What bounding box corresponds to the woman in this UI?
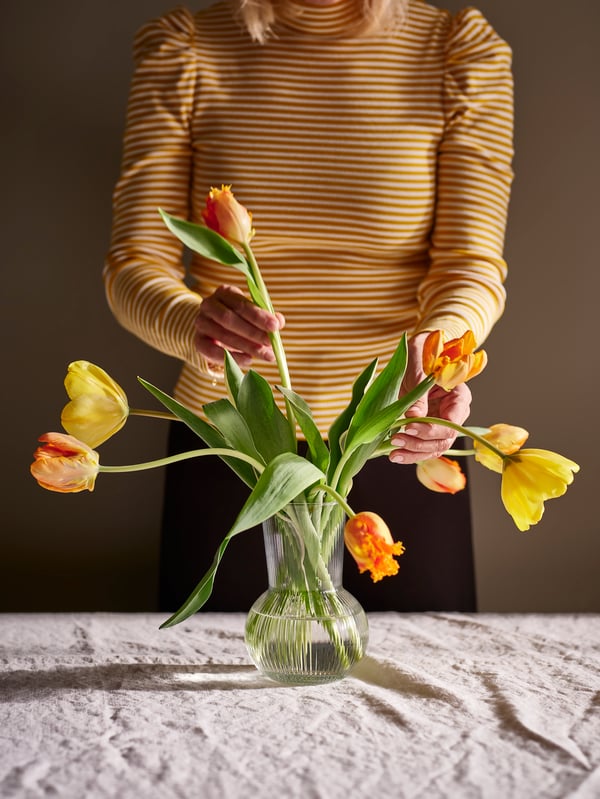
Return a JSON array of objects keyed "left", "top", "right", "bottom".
[{"left": 104, "top": 0, "right": 513, "bottom": 611}]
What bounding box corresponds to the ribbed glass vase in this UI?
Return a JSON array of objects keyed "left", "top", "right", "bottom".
[{"left": 244, "top": 501, "right": 368, "bottom": 685}]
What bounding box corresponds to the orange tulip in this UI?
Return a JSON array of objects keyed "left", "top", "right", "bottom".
[
  {"left": 422, "top": 330, "right": 487, "bottom": 391},
  {"left": 473, "top": 423, "right": 529, "bottom": 473},
  {"left": 201, "top": 185, "right": 254, "bottom": 246},
  {"left": 416, "top": 456, "right": 466, "bottom": 494},
  {"left": 344, "top": 512, "right": 405, "bottom": 582},
  {"left": 31, "top": 433, "right": 99, "bottom": 493}
]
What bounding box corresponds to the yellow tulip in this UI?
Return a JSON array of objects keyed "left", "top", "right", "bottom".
[
  {"left": 201, "top": 185, "right": 254, "bottom": 246},
  {"left": 416, "top": 456, "right": 466, "bottom": 494},
  {"left": 422, "top": 329, "right": 487, "bottom": 391},
  {"left": 61, "top": 361, "right": 129, "bottom": 448},
  {"left": 473, "top": 423, "right": 529, "bottom": 473},
  {"left": 344, "top": 512, "right": 405, "bottom": 582},
  {"left": 501, "top": 449, "right": 580, "bottom": 531},
  {"left": 31, "top": 433, "right": 99, "bottom": 493}
]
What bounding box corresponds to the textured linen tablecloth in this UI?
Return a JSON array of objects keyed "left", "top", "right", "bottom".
[{"left": 1, "top": 613, "right": 599, "bottom": 799}]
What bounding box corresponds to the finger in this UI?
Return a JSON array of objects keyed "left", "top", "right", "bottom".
[
  {"left": 389, "top": 436, "right": 457, "bottom": 464},
  {"left": 216, "top": 285, "right": 282, "bottom": 334},
  {"left": 193, "top": 333, "right": 252, "bottom": 369},
  {"left": 196, "top": 315, "right": 276, "bottom": 362}
]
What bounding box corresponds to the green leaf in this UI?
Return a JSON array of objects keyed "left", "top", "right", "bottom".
[
  {"left": 278, "top": 386, "right": 329, "bottom": 471},
  {"left": 159, "top": 453, "right": 324, "bottom": 628},
  {"left": 224, "top": 350, "right": 244, "bottom": 405},
  {"left": 344, "top": 335, "right": 408, "bottom": 449},
  {"left": 334, "top": 376, "right": 436, "bottom": 494},
  {"left": 229, "top": 453, "right": 324, "bottom": 534},
  {"left": 158, "top": 209, "right": 249, "bottom": 271},
  {"left": 203, "top": 398, "right": 263, "bottom": 464},
  {"left": 138, "top": 377, "right": 257, "bottom": 487},
  {"left": 326, "top": 358, "right": 378, "bottom": 482},
  {"left": 237, "top": 370, "right": 296, "bottom": 462}
]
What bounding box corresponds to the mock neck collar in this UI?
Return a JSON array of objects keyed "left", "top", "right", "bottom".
[{"left": 274, "top": 0, "right": 365, "bottom": 37}]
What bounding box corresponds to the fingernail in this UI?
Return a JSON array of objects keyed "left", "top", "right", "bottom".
[
  {"left": 390, "top": 453, "right": 404, "bottom": 463},
  {"left": 392, "top": 439, "right": 406, "bottom": 448}
]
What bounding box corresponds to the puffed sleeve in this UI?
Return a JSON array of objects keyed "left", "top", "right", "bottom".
[
  {"left": 103, "top": 7, "right": 204, "bottom": 370},
  {"left": 415, "top": 8, "right": 514, "bottom": 344}
]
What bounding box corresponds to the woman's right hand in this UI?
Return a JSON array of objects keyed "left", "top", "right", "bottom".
[{"left": 194, "top": 285, "right": 284, "bottom": 370}]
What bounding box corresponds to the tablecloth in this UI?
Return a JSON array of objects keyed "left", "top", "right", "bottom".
[{"left": 1, "top": 612, "right": 599, "bottom": 798}]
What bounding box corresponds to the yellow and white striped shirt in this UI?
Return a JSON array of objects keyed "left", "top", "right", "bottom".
[{"left": 104, "top": 0, "right": 514, "bottom": 433}]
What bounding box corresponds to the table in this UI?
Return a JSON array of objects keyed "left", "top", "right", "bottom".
[{"left": 1, "top": 613, "right": 599, "bottom": 798}]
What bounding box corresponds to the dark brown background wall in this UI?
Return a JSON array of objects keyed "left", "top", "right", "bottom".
[{"left": 1, "top": 0, "right": 597, "bottom": 611}]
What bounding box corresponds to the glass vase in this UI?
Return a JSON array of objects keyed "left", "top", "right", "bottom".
[{"left": 244, "top": 501, "right": 368, "bottom": 685}]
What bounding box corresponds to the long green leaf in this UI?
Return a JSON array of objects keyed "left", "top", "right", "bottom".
[
  {"left": 342, "top": 377, "right": 434, "bottom": 452},
  {"left": 138, "top": 377, "right": 257, "bottom": 487},
  {"left": 326, "top": 357, "right": 378, "bottom": 481},
  {"left": 159, "top": 453, "right": 324, "bottom": 627},
  {"left": 229, "top": 453, "right": 325, "bottom": 534},
  {"left": 334, "top": 376, "right": 436, "bottom": 494},
  {"left": 224, "top": 350, "right": 244, "bottom": 405},
  {"left": 277, "top": 386, "right": 329, "bottom": 471},
  {"left": 203, "top": 398, "right": 263, "bottom": 463},
  {"left": 237, "top": 370, "right": 296, "bottom": 462},
  {"left": 344, "top": 335, "right": 408, "bottom": 449},
  {"left": 158, "top": 209, "right": 249, "bottom": 270}
]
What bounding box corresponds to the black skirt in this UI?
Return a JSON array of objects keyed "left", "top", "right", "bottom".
[{"left": 159, "top": 422, "right": 476, "bottom": 613}]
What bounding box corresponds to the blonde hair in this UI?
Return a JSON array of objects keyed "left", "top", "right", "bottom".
[{"left": 235, "top": 0, "right": 409, "bottom": 43}]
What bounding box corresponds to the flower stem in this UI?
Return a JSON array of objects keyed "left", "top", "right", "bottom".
[
  {"left": 99, "top": 447, "right": 264, "bottom": 474},
  {"left": 128, "top": 408, "right": 179, "bottom": 421},
  {"left": 242, "top": 242, "right": 296, "bottom": 440},
  {"left": 308, "top": 484, "right": 355, "bottom": 518},
  {"left": 390, "top": 416, "right": 507, "bottom": 460}
]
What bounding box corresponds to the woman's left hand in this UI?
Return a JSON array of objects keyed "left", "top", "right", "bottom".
[{"left": 389, "top": 332, "right": 472, "bottom": 464}]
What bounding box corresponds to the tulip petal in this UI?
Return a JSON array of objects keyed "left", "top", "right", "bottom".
[{"left": 500, "top": 449, "right": 579, "bottom": 531}]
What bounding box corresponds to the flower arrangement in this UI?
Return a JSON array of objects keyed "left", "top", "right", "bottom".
[{"left": 31, "top": 187, "right": 579, "bottom": 637}]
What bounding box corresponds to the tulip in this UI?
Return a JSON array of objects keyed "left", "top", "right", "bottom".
[
  {"left": 473, "top": 423, "right": 529, "bottom": 473},
  {"left": 422, "top": 329, "right": 487, "bottom": 391},
  {"left": 31, "top": 433, "right": 99, "bottom": 493},
  {"left": 201, "top": 185, "right": 254, "bottom": 246},
  {"left": 344, "top": 512, "right": 405, "bottom": 582},
  {"left": 416, "top": 456, "right": 466, "bottom": 494},
  {"left": 61, "top": 361, "right": 129, "bottom": 448},
  {"left": 500, "top": 449, "right": 580, "bottom": 531}
]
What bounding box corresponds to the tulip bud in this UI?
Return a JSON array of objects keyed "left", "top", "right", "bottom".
[
  {"left": 416, "top": 456, "right": 466, "bottom": 493},
  {"left": 344, "top": 511, "right": 405, "bottom": 582},
  {"left": 201, "top": 185, "right": 254, "bottom": 246},
  {"left": 31, "top": 433, "right": 99, "bottom": 493},
  {"left": 473, "top": 423, "right": 529, "bottom": 473},
  {"left": 61, "top": 361, "right": 129, "bottom": 448}
]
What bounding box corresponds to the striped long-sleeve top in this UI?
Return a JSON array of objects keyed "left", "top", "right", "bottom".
[{"left": 104, "top": 0, "right": 514, "bottom": 433}]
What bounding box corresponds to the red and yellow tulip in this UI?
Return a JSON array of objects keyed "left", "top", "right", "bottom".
[
  {"left": 30, "top": 433, "right": 99, "bottom": 493},
  {"left": 201, "top": 185, "right": 254, "bottom": 246},
  {"left": 416, "top": 456, "right": 466, "bottom": 494},
  {"left": 61, "top": 361, "right": 128, "bottom": 448},
  {"left": 344, "top": 512, "right": 405, "bottom": 582},
  {"left": 422, "top": 330, "right": 487, "bottom": 391}
]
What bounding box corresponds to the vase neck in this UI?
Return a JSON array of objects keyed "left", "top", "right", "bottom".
[{"left": 262, "top": 504, "right": 345, "bottom": 592}]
